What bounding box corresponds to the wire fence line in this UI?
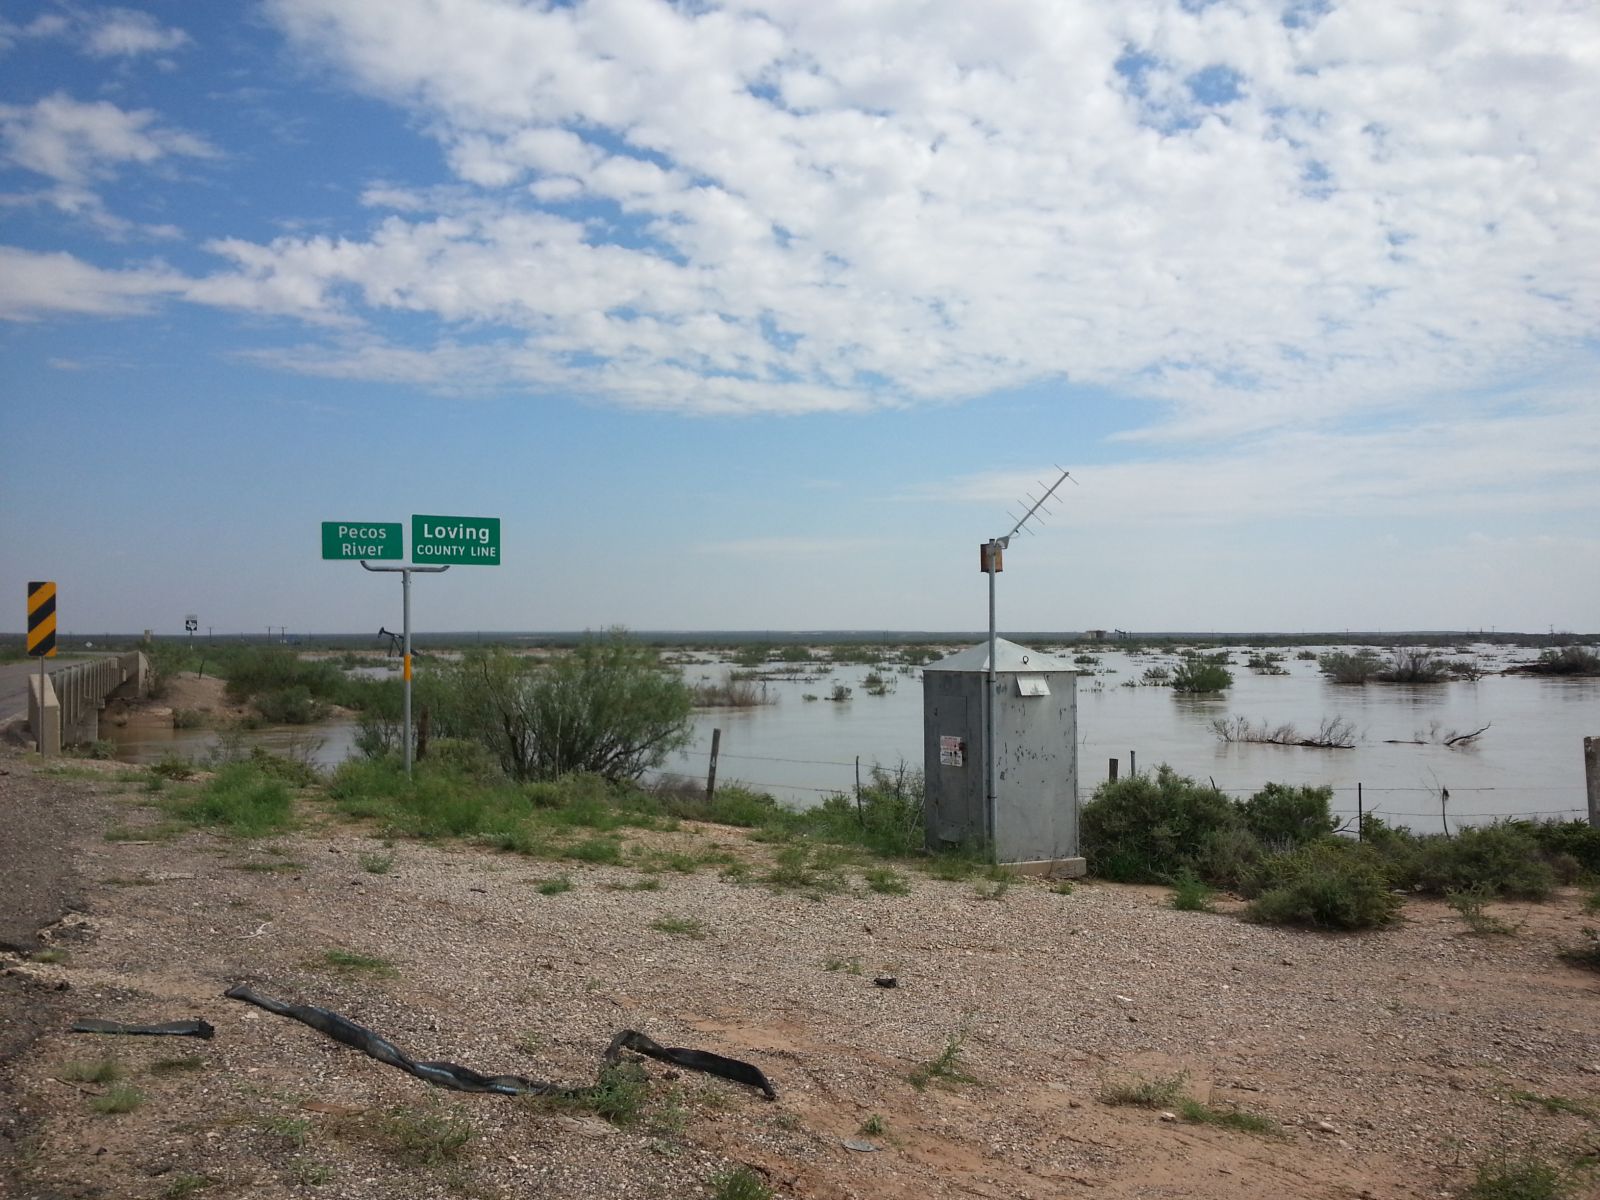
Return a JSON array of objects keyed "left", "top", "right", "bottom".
[{"left": 668, "top": 738, "right": 1591, "bottom": 822}]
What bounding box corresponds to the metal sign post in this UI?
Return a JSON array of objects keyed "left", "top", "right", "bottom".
[
  {"left": 360, "top": 562, "right": 448, "bottom": 776},
  {"left": 327, "top": 515, "right": 499, "bottom": 778},
  {"left": 27, "top": 581, "right": 58, "bottom": 755}
]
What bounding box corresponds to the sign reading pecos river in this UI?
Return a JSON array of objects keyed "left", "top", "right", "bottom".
[
  {"left": 411, "top": 514, "right": 501, "bottom": 565},
  {"left": 321, "top": 522, "right": 404, "bottom": 560}
]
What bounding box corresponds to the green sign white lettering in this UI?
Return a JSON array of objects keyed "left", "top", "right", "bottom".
[{"left": 411, "top": 515, "right": 501, "bottom": 565}]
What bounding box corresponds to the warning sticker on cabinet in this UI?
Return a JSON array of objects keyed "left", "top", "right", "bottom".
[{"left": 939, "top": 735, "right": 965, "bottom": 767}]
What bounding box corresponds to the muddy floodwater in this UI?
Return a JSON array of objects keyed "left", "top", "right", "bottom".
[
  {"left": 107, "top": 643, "right": 1598, "bottom": 831},
  {"left": 662, "top": 644, "right": 1598, "bottom": 831}
]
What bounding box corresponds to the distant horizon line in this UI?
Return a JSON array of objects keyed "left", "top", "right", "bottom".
[{"left": 13, "top": 628, "right": 1595, "bottom": 642}]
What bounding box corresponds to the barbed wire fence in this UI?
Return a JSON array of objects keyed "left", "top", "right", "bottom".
[{"left": 655, "top": 739, "right": 1591, "bottom": 827}]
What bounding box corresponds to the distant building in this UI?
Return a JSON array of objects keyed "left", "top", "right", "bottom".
[{"left": 1084, "top": 629, "right": 1108, "bottom": 640}]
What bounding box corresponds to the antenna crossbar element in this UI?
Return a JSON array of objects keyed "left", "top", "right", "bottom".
[{"left": 1001, "top": 466, "right": 1073, "bottom": 543}]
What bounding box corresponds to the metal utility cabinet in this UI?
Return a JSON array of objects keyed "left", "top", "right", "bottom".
[{"left": 921, "top": 638, "right": 1083, "bottom": 875}]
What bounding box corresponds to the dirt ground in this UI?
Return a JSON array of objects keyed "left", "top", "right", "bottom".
[{"left": 3, "top": 747, "right": 1600, "bottom": 1200}]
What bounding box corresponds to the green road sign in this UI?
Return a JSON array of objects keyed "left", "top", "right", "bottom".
[
  {"left": 322, "top": 522, "right": 404, "bottom": 560},
  {"left": 412, "top": 514, "right": 501, "bottom": 565}
]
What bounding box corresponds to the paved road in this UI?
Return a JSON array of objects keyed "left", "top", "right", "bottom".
[
  {"left": 0, "top": 659, "right": 118, "bottom": 723},
  {"left": 0, "top": 657, "right": 94, "bottom": 722}
]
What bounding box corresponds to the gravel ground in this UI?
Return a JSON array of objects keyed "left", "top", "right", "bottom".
[{"left": 4, "top": 747, "right": 1600, "bottom": 1200}]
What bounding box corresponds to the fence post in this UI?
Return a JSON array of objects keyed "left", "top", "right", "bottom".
[
  {"left": 1130, "top": 750, "right": 1136, "bottom": 776},
  {"left": 1108, "top": 758, "right": 1118, "bottom": 782},
  {"left": 705, "top": 728, "right": 721, "bottom": 806},
  {"left": 1357, "top": 782, "right": 1363, "bottom": 841},
  {"left": 1586, "top": 737, "right": 1600, "bottom": 828}
]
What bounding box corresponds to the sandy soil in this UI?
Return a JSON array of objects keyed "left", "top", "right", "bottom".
[{"left": 4, "top": 748, "right": 1600, "bottom": 1200}]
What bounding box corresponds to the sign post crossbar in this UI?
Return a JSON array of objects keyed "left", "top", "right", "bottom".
[{"left": 359, "top": 561, "right": 448, "bottom": 777}]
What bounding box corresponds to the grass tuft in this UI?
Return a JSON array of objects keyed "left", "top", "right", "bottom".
[
  {"left": 1099, "top": 1073, "right": 1187, "bottom": 1108},
  {"left": 650, "top": 915, "right": 706, "bottom": 939},
  {"left": 1175, "top": 1097, "right": 1280, "bottom": 1135},
  {"left": 909, "top": 1032, "right": 977, "bottom": 1091},
  {"left": 709, "top": 1165, "right": 774, "bottom": 1200},
  {"left": 318, "top": 948, "right": 398, "bottom": 977},
  {"left": 59, "top": 1058, "right": 122, "bottom": 1084},
  {"left": 1169, "top": 872, "right": 1216, "bottom": 913},
  {"left": 1464, "top": 1152, "right": 1570, "bottom": 1200},
  {"left": 91, "top": 1083, "right": 145, "bottom": 1114}
]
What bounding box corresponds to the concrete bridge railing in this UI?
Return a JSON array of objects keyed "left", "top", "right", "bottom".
[{"left": 27, "top": 652, "right": 148, "bottom": 754}]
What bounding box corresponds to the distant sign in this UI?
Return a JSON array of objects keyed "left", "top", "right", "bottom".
[
  {"left": 185, "top": 614, "right": 198, "bottom": 633},
  {"left": 322, "top": 522, "right": 404, "bottom": 560},
  {"left": 412, "top": 514, "right": 500, "bottom": 565}
]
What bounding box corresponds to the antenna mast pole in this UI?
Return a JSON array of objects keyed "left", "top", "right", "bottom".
[{"left": 983, "top": 466, "right": 1073, "bottom": 851}]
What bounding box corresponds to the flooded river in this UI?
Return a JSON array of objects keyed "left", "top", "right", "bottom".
[{"left": 107, "top": 643, "right": 1598, "bottom": 831}]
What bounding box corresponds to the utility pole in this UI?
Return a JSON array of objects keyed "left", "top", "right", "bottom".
[{"left": 981, "top": 467, "right": 1074, "bottom": 849}]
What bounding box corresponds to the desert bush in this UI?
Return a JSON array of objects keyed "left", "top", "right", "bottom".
[
  {"left": 1240, "top": 783, "right": 1338, "bottom": 848},
  {"left": 1411, "top": 823, "right": 1555, "bottom": 900},
  {"left": 1373, "top": 649, "right": 1451, "bottom": 684},
  {"left": 252, "top": 685, "right": 329, "bottom": 725},
  {"left": 1318, "top": 650, "right": 1382, "bottom": 684},
  {"left": 425, "top": 634, "right": 693, "bottom": 782},
  {"left": 1169, "top": 661, "right": 1233, "bottom": 693},
  {"left": 1169, "top": 872, "right": 1216, "bottom": 912},
  {"left": 1080, "top": 767, "right": 1241, "bottom": 882},
  {"left": 1245, "top": 842, "right": 1402, "bottom": 930},
  {"left": 1522, "top": 645, "right": 1600, "bottom": 676},
  {"left": 1517, "top": 820, "right": 1600, "bottom": 878}
]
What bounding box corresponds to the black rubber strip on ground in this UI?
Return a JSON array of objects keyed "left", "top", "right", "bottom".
[
  {"left": 224, "top": 984, "right": 776, "bottom": 1100},
  {"left": 71, "top": 1018, "right": 216, "bottom": 1039}
]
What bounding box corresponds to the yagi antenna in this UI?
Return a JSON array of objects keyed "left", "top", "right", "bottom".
[
  {"left": 1000, "top": 466, "right": 1074, "bottom": 547},
  {"left": 977, "top": 464, "right": 1076, "bottom": 847}
]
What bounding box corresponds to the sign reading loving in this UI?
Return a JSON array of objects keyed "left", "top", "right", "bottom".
[{"left": 411, "top": 515, "right": 500, "bottom": 565}]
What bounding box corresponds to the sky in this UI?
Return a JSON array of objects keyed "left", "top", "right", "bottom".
[{"left": 1, "top": 0, "right": 1597, "bottom": 638}]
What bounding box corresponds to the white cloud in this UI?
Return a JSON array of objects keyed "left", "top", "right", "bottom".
[
  {"left": 946, "top": 397, "right": 1600, "bottom": 526},
  {"left": 174, "top": 0, "right": 1596, "bottom": 427},
  {"left": 0, "top": 246, "right": 184, "bottom": 319},
  {"left": 83, "top": 6, "right": 191, "bottom": 58},
  {"left": 0, "top": 6, "right": 189, "bottom": 58},
  {"left": 0, "top": 93, "right": 214, "bottom": 186}
]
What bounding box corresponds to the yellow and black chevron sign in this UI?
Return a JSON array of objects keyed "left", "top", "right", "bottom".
[{"left": 27, "top": 581, "right": 57, "bottom": 658}]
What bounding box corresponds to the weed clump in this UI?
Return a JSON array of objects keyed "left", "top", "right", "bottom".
[
  {"left": 1080, "top": 767, "right": 1240, "bottom": 883},
  {"left": 166, "top": 763, "right": 294, "bottom": 837},
  {"left": 1099, "top": 1073, "right": 1186, "bottom": 1107},
  {"left": 909, "top": 1032, "right": 976, "bottom": 1091},
  {"left": 1169, "top": 872, "right": 1216, "bottom": 913},
  {"left": 1245, "top": 842, "right": 1401, "bottom": 930},
  {"left": 709, "top": 1165, "right": 774, "bottom": 1200}
]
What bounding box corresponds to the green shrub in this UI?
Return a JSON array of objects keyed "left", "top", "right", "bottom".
[
  {"left": 423, "top": 635, "right": 693, "bottom": 782},
  {"left": 1246, "top": 842, "right": 1401, "bottom": 930},
  {"left": 1169, "top": 661, "right": 1232, "bottom": 693},
  {"left": 1081, "top": 767, "right": 1241, "bottom": 883},
  {"left": 1523, "top": 646, "right": 1600, "bottom": 677},
  {"left": 1413, "top": 824, "right": 1555, "bottom": 900},
  {"left": 253, "top": 685, "right": 329, "bottom": 725},
  {"left": 1519, "top": 820, "right": 1600, "bottom": 878},
  {"left": 1188, "top": 824, "right": 1266, "bottom": 891},
  {"left": 1169, "top": 872, "right": 1216, "bottom": 912},
  {"left": 1463, "top": 1152, "right": 1570, "bottom": 1200},
  {"left": 1240, "top": 783, "right": 1337, "bottom": 848},
  {"left": 167, "top": 764, "right": 294, "bottom": 836},
  {"left": 1373, "top": 649, "right": 1450, "bottom": 683},
  {"left": 1318, "top": 650, "right": 1382, "bottom": 684},
  {"left": 423, "top": 737, "right": 503, "bottom": 781}
]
